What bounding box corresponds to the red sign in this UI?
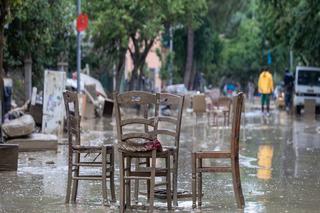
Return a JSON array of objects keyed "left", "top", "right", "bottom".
[{"left": 76, "top": 13, "right": 88, "bottom": 32}]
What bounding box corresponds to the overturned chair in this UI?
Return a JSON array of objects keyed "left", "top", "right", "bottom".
[{"left": 63, "top": 91, "right": 115, "bottom": 205}]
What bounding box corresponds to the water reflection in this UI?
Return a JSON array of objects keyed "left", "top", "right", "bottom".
[{"left": 257, "top": 145, "right": 274, "bottom": 180}]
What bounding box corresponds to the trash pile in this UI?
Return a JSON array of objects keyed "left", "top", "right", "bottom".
[{"left": 0, "top": 70, "right": 113, "bottom": 148}]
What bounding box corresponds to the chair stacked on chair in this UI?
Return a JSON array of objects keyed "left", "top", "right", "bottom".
[
  {"left": 63, "top": 91, "right": 115, "bottom": 205},
  {"left": 132, "top": 93, "right": 185, "bottom": 207},
  {"left": 114, "top": 91, "right": 184, "bottom": 212},
  {"left": 192, "top": 92, "right": 245, "bottom": 209}
]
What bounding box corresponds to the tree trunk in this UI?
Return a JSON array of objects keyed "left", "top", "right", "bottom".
[
  {"left": 115, "top": 48, "right": 127, "bottom": 92},
  {"left": 24, "top": 55, "right": 32, "bottom": 101},
  {"left": 184, "top": 26, "right": 194, "bottom": 90},
  {"left": 190, "top": 62, "right": 197, "bottom": 90}
]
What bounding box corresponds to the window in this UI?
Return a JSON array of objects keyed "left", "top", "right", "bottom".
[{"left": 297, "top": 70, "right": 320, "bottom": 86}]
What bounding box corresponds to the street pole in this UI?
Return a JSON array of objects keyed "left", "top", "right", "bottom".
[
  {"left": 290, "top": 49, "right": 293, "bottom": 72},
  {"left": 76, "top": 0, "right": 81, "bottom": 93},
  {"left": 168, "top": 26, "right": 173, "bottom": 85}
]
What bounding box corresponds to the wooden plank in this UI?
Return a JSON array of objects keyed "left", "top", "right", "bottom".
[
  {"left": 6, "top": 133, "right": 57, "bottom": 152},
  {"left": 0, "top": 144, "right": 18, "bottom": 171}
]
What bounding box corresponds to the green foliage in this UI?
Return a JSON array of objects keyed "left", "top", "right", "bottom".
[
  {"left": 219, "top": 17, "right": 262, "bottom": 84},
  {"left": 4, "top": 0, "right": 74, "bottom": 87},
  {"left": 156, "top": 49, "right": 174, "bottom": 81},
  {"left": 258, "top": 0, "right": 320, "bottom": 67},
  {"left": 86, "top": 0, "right": 207, "bottom": 90}
]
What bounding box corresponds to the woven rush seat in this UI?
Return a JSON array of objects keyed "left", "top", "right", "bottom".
[{"left": 118, "top": 137, "right": 163, "bottom": 152}]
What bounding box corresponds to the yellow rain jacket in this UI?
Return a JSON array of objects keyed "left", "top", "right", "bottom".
[{"left": 258, "top": 71, "right": 274, "bottom": 94}]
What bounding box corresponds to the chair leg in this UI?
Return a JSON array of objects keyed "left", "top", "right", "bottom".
[
  {"left": 231, "top": 157, "right": 245, "bottom": 209},
  {"left": 65, "top": 152, "right": 72, "bottom": 203},
  {"left": 198, "top": 158, "right": 202, "bottom": 207},
  {"left": 173, "top": 153, "right": 178, "bottom": 207},
  {"left": 125, "top": 157, "right": 132, "bottom": 208},
  {"left": 134, "top": 158, "right": 140, "bottom": 204},
  {"left": 149, "top": 150, "right": 156, "bottom": 212},
  {"left": 109, "top": 149, "right": 116, "bottom": 203},
  {"left": 192, "top": 153, "right": 197, "bottom": 209},
  {"left": 71, "top": 152, "right": 80, "bottom": 203},
  {"left": 166, "top": 155, "right": 172, "bottom": 210},
  {"left": 146, "top": 158, "right": 151, "bottom": 202},
  {"left": 119, "top": 152, "right": 125, "bottom": 213},
  {"left": 102, "top": 147, "right": 108, "bottom": 205}
]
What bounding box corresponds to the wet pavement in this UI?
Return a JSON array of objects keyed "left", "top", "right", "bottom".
[{"left": 1, "top": 103, "right": 320, "bottom": 212}]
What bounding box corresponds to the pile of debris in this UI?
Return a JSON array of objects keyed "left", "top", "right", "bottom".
[{"left": 2, "top": 100, "right": 58, "bottom": 152}]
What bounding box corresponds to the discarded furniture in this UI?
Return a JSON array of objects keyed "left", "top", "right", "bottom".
[
  {"left": 192, "top": 92, "right": 245, "bottom": 209},
  {"left": 192, "top": 94, "right": 207, "bottom": 124},
  {"left": 0, "top": 144, "right": 18, "bottom": 171},
  {"left": 134, "top": 93, "right": 184, "bottom": 206},
  {"left": 42, "top": 70, "right": 66, "bottom": 135},
  {"left": 103, "top": 98, "right": 114, "bottom": 117},
  {"left": 63, "top": 91, "right": 115, "bottom": 205},
  {"left": 114, "top": 91, "right": 172, "bottom": 212},
  {"left": 209, "top": 96, "right": 232, "bottom": 126},
  {"left": 6, "top": 133, "right": 57, "bottom": 151},
  {"left": 83, "top": 84, "right": 97, "bottom": 119},
  {"left": 28, "top": 102, "right": 43, "bottom": 127}
]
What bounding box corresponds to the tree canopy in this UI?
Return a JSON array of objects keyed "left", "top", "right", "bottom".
[{"left": 2, "top": 0, "right": 320, "bottom": 93}]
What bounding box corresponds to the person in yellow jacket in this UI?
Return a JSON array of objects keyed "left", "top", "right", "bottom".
[{"left": 258, "top": 67, "right": 274, "bottom": 116}]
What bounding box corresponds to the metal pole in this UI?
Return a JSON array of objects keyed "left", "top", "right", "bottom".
[
  {"left": 76, "top": 0, "right": 81, "bottom": 93},
  {"left": 168, "top": 26, "right": 173, "bottom": 85},
  {"left": 290, "top": 49, "right": 293, "bottom": 72}
]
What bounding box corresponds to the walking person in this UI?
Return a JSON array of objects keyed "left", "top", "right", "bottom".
[
  {"left": 283, "top": 68, "right": 294, "bottom": 112},
  {"left": 258, "top": 67, "right": 274, "bottom": 116}
]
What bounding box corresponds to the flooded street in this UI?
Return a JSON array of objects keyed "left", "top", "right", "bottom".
[{"left": 1, "top": 103, "right": 320, "bottom": 213}]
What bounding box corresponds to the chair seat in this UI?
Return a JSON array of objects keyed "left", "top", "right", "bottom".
[
  {"left": 193, "top": 150, "right": 231, "bottom": 158},
  {"left": 120, "top": 148, "right": 171, "bottom": 158},
  {"left": 129, "top": 167, "right": 170, "bottom": 177},
  {"left": 72, "top": 144, "right": 113, "bottom": 152}
]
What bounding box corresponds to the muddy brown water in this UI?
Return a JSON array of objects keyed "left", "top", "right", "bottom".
[{"left": 1, "top": 106, "right": 320, "bottom": 212}]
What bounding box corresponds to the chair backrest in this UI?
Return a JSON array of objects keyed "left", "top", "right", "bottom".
[
  {"left": 192, "top": 94, "right": 206, "bottom": 113},
  {"left": 157, "top": 93, "right": 184, "bottom": 149},
  {"left": 217, "top": 96, "right": 232, "bottom": 110},
  {"left": 114, "top": 91, "right": 160, "bottom": 143},
  {"left": 63, "top": 90, "right": 81, "bottom": 146},
  {"left": 230, "top": 92, "right": 244, "bottom": 157}
]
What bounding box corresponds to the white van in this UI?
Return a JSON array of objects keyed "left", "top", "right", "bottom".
[{"left": 293, "top": 66, "right": 320, "bottom": 114}]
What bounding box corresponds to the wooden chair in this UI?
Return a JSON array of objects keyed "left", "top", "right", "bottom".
[
  {"left": 114, "top": 91, "right": 172, "bottom": 212},
  {"left": 134, "top": 93, "right": 184, "bottom": 206},
  {"left": 158, "top": 93, "right": 184, "bottom": 206},
  {"left": 209, "top": 96, "right": 232, "bottom": 126},
  {"left": 192, "top": 94, "right": 207, "bottom": 124},
  {"left": 192, "top": 92, "right": 245, "bottom": 209},
  {"left": 63, "top": 91, "right": 115, "bottom": 205}
]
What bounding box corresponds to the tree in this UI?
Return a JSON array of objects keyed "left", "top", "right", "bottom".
[
  {"left": 258, "top": 0, "right": 320, "bottom": 67},
  {"left": 88, "top": 0, "right": 207, "bottom": 91},
  {"left": 173, "top": 0, "right": 248, "bottom": 89},
  {"left": 0, "top": 0, "right": 22, "bottom": 75},
  {"left": 5, "top": 0, "right": 74, "bottom": 91}
]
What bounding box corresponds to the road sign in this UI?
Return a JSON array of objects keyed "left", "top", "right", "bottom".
[{"left": 76, "top": 13, "right": 88, "bottom": 32}]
